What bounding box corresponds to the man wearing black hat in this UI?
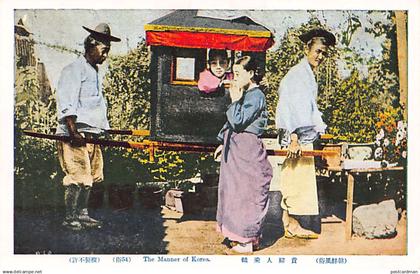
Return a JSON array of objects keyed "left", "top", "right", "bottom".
[
  {"left": 55, "top": 23, "right": 120, "bottom": 230},
  {"left": 274, "top": 28, "right": 336, "bottom": 239}
]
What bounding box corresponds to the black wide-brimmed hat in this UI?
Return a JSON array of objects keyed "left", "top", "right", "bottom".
[
  {"left": 299, "top": 28, "right": 336, "bottom": 46},
  {"left": 83, "top": 23, "right": 121, "bottom": 42}
]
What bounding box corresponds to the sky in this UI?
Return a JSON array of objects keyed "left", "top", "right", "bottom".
[{"left": 14, "top": 9, "right": 392, "bottom": 90}]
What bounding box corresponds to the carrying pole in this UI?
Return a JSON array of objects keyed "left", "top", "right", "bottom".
[{"left": 23, "top": 130, "right": 338, "bottom": 158}]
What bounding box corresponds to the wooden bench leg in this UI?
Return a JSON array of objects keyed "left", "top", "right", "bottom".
[{"left": 345, "top": 173, "right": 354, "bottom": 240}]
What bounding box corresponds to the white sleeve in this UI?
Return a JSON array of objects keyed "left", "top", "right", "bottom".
[{"left": 56, "top": 64, "right": 81, "bottom": 122}]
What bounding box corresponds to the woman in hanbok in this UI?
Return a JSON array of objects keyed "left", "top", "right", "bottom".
[{"left": 215, "top": 55, "right": 273, "bottom": 253}]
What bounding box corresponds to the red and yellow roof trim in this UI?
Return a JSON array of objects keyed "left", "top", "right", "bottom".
[
  {"left": 145, "top": 24, "right": 274, "bottom": 52},
  {"left": 144, "top": 24, "right": 273, "bottom": 38}
]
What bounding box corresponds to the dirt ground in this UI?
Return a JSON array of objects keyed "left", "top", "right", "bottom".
[
  {"left": 14, "top": 195, "right": 406, "bottom": 255},
  {"left": 162, "top": 207, "right": 406, "bottom": 255}
]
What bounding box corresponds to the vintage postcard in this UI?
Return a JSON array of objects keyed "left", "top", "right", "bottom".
[{"left": 1, "top": 0, "right": 420, "bottom": 273}]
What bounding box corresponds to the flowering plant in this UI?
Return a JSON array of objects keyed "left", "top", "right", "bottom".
[{"left": 374, "top": 114, "right": 407, "bottom": 165}]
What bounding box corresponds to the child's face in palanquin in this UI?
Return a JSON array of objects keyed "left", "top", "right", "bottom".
[
  {"left": 209, "top": 56, "right": 229, "bottom": 78},
  {"left": 232, "top": 64, "right": 253, "bottom": 89}
]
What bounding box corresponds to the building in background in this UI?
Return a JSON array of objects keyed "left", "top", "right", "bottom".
[{"left": 15, "top": 18, "right": 52, "bottom": 103}]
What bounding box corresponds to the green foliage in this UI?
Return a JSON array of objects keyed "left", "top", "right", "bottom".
[
  {"left": 103, "top": 40, "right": 204, "bottom": 183},
  {"left": 104, "top": 41, "right": 151, "bottom": 132},
  {"left": 340, "top": 13, "right": 362, "bottom": 47},
  {"left": 327, "top": 70, "right": 379, "bottom": 142},
  {"left": 14, "top": 67, "right": 61, "bottom": 210},
  {"left": 365, "top": 11, "right": 399, "bottom": 77}
]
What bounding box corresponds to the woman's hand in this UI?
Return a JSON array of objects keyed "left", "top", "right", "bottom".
[
  {"left": 286, "top": 133, "right": 301, "bottom": 159},
  {"left": 214, "top": 145, "right": 223, "bottom": 162},
  {"left": 221, "top": 79, "right": 231, "bottom": 89},
  {"left": 229, "top": 80, "right": 243, "bottom": 103}
]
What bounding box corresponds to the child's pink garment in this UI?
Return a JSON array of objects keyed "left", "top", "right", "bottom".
[{"left": 198, "top": 69, "right": 233, "bottom": 94}]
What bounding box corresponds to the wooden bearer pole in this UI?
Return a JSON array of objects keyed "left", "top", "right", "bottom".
[{"left": 395, "top": 11, "right": 408, "bottom": 120}]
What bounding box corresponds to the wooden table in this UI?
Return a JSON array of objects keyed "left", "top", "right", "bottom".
[{"left": 328, "top": 166, "right": 404, "bottom": 240}]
